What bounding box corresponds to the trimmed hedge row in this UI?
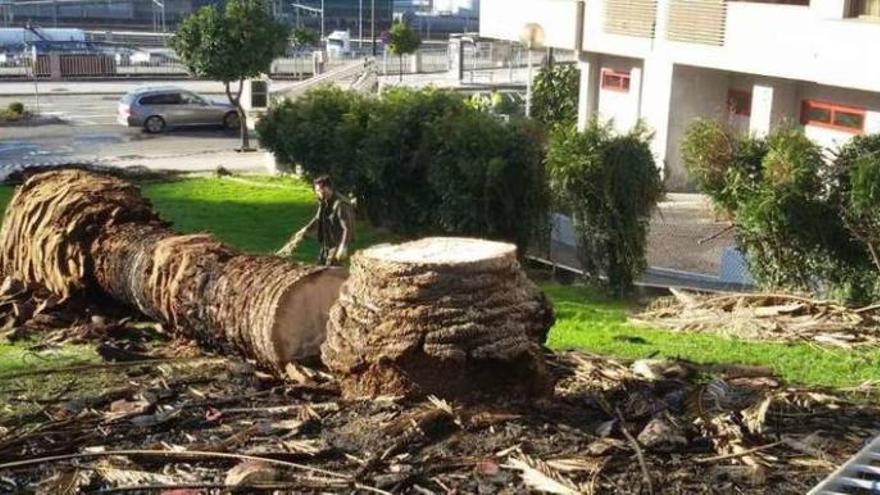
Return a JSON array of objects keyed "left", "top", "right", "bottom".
[{"left": 257, "top": 87, "right": 550, "bottom": 250}]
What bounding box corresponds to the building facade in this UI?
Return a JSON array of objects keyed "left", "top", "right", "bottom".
[
  {"left": 3, "top": 0, "right": 394, "bottom": 38},
  {"left": 480, "top": 0, "right": 880, "bottom": 190},
  {"left": 289, "top": 0, "right": 394, "bottom": 38},
  {"left": 2, "top": 0, "right": 225, "bottom": 30}
]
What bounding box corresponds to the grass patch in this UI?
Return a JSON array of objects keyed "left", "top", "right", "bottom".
[
  {"left": 0, "top": 175, "right": 877, "bottom": 390},
  {"left": 544, "top": 284, "right": 880, "bottom": 389},
  {"left": 0, "top": 344, "right": 98, "bottom": 374},
  {"left": 143, "top": 175, "right": 393, "bottom": 263}
]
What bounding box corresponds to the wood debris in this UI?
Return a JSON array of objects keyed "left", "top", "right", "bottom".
[
  {"left": 0, "top": 347, "right": 876, "bottom": 494},
  {"left": 635, "top": 290, "right": 880, "bottom": 346}
]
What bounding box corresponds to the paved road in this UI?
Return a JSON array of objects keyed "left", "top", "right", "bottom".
[{"left": 0, "top": 92, "right": 242, "bottom": 167}]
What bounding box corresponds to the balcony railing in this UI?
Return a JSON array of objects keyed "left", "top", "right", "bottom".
[
  {"left": 604, "top": 0, "right": 658, "bottom": 37},
  {"left": 667, "top": 0, "right": 727, "bottom": 45}
]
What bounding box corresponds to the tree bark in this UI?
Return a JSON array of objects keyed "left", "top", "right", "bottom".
[
  {"left": 0, "top": 169, "right": 346, "bottom": 371},
  {"left": 321, "top": 237, "right": 555, "bottom": 400},
  {"left": 225, "top": 80, "right": 251, "bottom": 151}
]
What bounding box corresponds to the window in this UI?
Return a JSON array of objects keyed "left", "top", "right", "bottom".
[
  {"left": 850, "top": 0, "right": 880, "bottom": 17},
  {"left": 727, "top": 0, "right": 809, "bottom": 5},
  {"left": 181, "top": 92, "right": 206, "bottom": 105},
  {"left": 139, "top": 93, "right": 181, "bottom": 105},
  {"left": 801, "top": 100, "right": 865, "bottom": 133},
  {"left": 727, "top": 89, "right": 752, "bottom": 117},
  {"left": 601, "top": 69, "right": 631, "bottom": 93}
]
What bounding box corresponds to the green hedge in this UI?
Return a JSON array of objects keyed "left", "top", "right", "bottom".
[
  {"left": 257, "top": 87, "right": 550, "bottom": 249},
  {"left": 682, "top": 120, "right": 880, "bottom": 302}
]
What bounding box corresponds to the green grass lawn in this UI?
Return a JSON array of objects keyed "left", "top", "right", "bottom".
[{"left": 0, "top": 174, "right": 878, "bottom": 390}]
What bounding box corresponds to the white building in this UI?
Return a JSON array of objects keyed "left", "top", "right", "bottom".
[{"left": 480, "top": 0, "right": 880, "bottom": 190}]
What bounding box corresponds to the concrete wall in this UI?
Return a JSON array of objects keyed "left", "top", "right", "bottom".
[
  {"left": 596, "top": 56, "right": 643, "bottom": 133},
  {"left": 664, "top": 65, "right": 730, "bottom": 190}
]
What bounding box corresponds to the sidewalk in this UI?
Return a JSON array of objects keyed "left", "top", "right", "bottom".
[
  {"left": 0, "top": 79, "right": 307, "bottom": 97},
  {"left": 0, "top": 148, "right": 271, "bottom": 180}
]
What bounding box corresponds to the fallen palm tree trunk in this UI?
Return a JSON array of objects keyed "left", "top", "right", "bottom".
[
  {"left": 321, "top": 237, "right": 555, "bottom": 399},
  {"left": 0, "top": 169, "right": 346, "bottom": 370}
]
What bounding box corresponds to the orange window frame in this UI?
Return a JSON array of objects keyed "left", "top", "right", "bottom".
[
  {"left": 800, "top": 99, "right": 866, "bottom": 134},
  {"left": 601, "top": 69, "right": 631, "bottom": 93},
  {"left": 727, "top": 89, "right": 752, "bottom": 117}
]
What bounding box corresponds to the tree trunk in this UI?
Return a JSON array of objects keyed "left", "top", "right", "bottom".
[
  {"left": 321, "top": 237, "right": 555, "bottom": 400},
  {"left": 0, "top": 169, "right": 346, "bottom": 371},
  {"left": 226, "top": 80, "right": 251, "bottom": 151},
  {"left": 399, "top": 55, "right": 403, "bottom": 82}
]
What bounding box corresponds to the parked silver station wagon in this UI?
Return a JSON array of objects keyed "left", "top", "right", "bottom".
[{"left": 118, "top": 87, "right": 240, "bottom": 133}]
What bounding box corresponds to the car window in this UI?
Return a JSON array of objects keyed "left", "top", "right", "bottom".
[
  {"left": 181, "top": 93, "right": 206, "bottom": 105},
  {"left": 159, "top": 93, "right": 183, "bottom": 105},
  {"left": 141, "top": 92, "right": 182, "bottom": 105},
  {"left": 138, "top": 94, "right": 160, "bottom": 105}
]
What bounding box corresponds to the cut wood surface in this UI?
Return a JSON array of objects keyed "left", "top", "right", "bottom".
[
  {"left": 0, "top": 169, "right": 346, "bottom": 370},
  {"left": 322, "top": 237, "right": 556, "bottom": 399}
]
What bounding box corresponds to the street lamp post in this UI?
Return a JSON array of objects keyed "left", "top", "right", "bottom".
[
  {"left": 291, "top": 3, "right": 325, "bottom": 40},
  {"left": 519, "top": 23, "right": 545, "bottom": 118},
  {"left": 359, "top": 0, "right": 363, "bottom": 50},
  {"left": 371, "top": 0, "right": 376, "bottom": 56}
]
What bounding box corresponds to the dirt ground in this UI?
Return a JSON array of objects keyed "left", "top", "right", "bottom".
[
  {"left": 1, "top": 317, "right": 878, "bottom": 494},
  {"left": 0, "top": 262, "right": 876, "bottom": 494}
]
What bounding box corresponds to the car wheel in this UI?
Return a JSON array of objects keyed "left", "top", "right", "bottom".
[
  {"left": 223, "top": 111, "right": 240, "bottom": 130},
  {"left": 144, "top": 116, "right": 166, "bottom": 134}
]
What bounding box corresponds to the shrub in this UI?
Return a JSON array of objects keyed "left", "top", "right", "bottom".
[
  {"left": 7, "top": 102, "right": 24, "bottom": 116},
  {"left": 681, "top": 119, "right": 764, "bottom": 214},
  {"left": 531, "top": 64, "right": 579, "bottom": 128},
  {"left": 683, "top": 122, "right": 880, "bottom": 303},
  {"left": 546, "top": 122, "right": 662, "bottom": 295},
  {"left": 257, "top": 87, "right": 550, "bottom": 250},
  {"left": 833, "top": 135, "right": 880, "bottom": 278}
]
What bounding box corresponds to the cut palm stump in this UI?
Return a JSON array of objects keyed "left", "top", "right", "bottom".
[
  {"left": 0, "top": 169, "right": 347, "bottom": 370},
  {"left": 321, "top": 237, "right": 555, "bottom": 399}
]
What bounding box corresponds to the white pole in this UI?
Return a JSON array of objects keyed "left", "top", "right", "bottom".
[
  {"left": 321, "top": 0, "right": 325, "bottom": 41},
  {"left": 359, "top": 0, "right": 363, "bottom": 50},
  {"left": 31, "top": 44, "right": 40, "bottom": 115},
  {"left": 525, "top": 46, "right": 532, "bottom": 117}
]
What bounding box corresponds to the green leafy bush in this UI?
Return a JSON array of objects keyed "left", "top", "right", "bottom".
[
  {"left": 683, "top": 121, "right": 880, "bottom": 302},
  {"left": 7, "top": 102, "right": 24, "bottom": 116},
  {"left": 257, "top": 87, "right": 550, "bottom": 249},
  {"left": 531, "top": 64, "right": 579, "bottom": 128},
  {"left": 546, "top": 122, "right": 662, "bottom": 295},
  {"left": 0, "top": 102, "right": 27, "bottom": 122},
  {"left": 681, "top": 119, "right": 765, "bottom": 214}
]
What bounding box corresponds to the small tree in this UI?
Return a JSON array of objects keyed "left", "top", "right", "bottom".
[
  {"left": 546, "top": 122, "right": 663, "bottom": 296},
  {"left": 387, "top": 21, "right": 421, "bottom": 82},
  {"left": 172, "top": 0, "right": 289, "bottom": 150},
  {"left": 531, "top": 64, "right": 579, "bottom": 128},
  {"left": 291, "top": 27, "right": 320, "bottom": 50}
]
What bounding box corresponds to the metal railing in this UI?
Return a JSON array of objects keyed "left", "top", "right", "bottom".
[{"left": 0, "top": 41, "right": 576, "bottom": 82}]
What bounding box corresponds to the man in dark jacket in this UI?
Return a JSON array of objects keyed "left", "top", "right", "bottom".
[{"left": 277, "top": 175, "right": 355, "bottom": 265}]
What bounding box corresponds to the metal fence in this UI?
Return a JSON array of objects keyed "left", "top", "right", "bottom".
[
  {"left": 0, "top": 51, "right": 332, "bottom": 80},
  {"left": 0, "top": 41, "right": 578, "bottom": 82}
]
